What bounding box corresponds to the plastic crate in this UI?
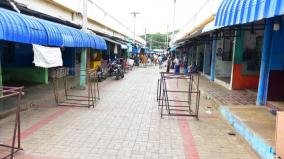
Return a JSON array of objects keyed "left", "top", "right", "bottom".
[{"left": 48, "top": 67, "right": 68, "bottom": 79}]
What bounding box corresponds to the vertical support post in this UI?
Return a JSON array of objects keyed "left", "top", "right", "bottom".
[
  {"left": 80, "top": 0, "right": 88, "bottom": 88},
  {"left": 203, "top": 43, "right": 207, "bottom": 74},
  {"left": 166, "top": 25, "right": 169, "bottom": 48},
  {"left": 190, "top": 47, "right": 193, "bottom": 64},
  {"left": 196, "top": 44, "right": 199, "bottom": 65},
  {"left": 144, "top": 28, "right": 148, "bottom": 46},
  {"left": 133, "top": 14, "right": 136, "bottom": 43},
  {"left": 172, "top": 0, "right": 176, "bottom": 40},
  {"left": 130, "top": 12, "right": 139, "bottom": 44},
  {"left": 210, "top": 36, "right": 217, "bottom": 81},
  {"left": 80, "top": 48, "right": 87, "bottom": 87},
  {"left": 44, "top": 68, "right": 48, "bottom": 84},
  {"left": 257, "top": 19, "right": 274, "bottom": 106},
  {"left": 230, "top": 30, "right": 244, "bottom": 89}
]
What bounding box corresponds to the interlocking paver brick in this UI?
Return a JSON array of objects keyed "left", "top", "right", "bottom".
[{"left": 0, "top": 67, "right": 258, "bottom": 159}]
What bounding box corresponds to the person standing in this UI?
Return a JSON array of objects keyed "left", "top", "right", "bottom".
[
  {"left": 143, "top": 54, "right": 147, "bottom": 67},
  {"left": 174, "top": 56, "right": 180, "bottom": 74},
  {"left": 166, "top": 56, "right": 171, "bottom": 72},
  {"left": 158, "top": 55, "right": 163, "bottom": 69}
]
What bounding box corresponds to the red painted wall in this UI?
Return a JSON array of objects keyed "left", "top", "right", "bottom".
[{"left": 232, "top": 64, "right": 259, "bottom": 90}]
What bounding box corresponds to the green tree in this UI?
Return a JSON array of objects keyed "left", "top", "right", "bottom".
[
  {"left": 140, "top": 32, "right": 171, "bottom": 50},
  {"left": 140, "top": 31, "right": 179, "bottom": 50}
]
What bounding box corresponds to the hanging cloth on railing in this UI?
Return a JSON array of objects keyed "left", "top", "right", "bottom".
[{"left": 33, "top": 44, "right": 63, "bottom": 68}]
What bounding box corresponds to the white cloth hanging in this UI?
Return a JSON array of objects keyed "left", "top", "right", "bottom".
[
  {"left": 114, "top": 44, "right": 118, "bottom": 54},
  {"left": 33, "top": 44, "right": 63, "bottom": 68}
]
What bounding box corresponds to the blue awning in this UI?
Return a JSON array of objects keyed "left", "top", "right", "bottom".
[
  {"left": 0, "top": 8, "right": 50, "bottom": 45},
  {"left": 131, "top": 46, "right": 139, "bottom": 54},
  {"left": 93, "top": 34, "right": 107, "bottom": 50},
  {"left": 0, "top": 8, "right": 107, "bottom": 50},
  {"left": 215, "top": 0, "right": 284, "bottom": 27},
  {"left": 170, "top": 46, "right": 177, "bottom": 52}
]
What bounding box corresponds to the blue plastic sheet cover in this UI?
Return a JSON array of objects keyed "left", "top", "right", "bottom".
[
  {"left": 0, "top": 8, "right": 50, "bottom": 45},
  {"left": 93, "top": 34, "right": 107, "bottom": 50},
  {"left": 0, "top": 7, "right": 107, "bottom": 50},
  {"left": 215, "top": 0, "right": 284, "bottom": 27},
  {"left": 36, "top": 19, "right": 65, "bottom": 46}
]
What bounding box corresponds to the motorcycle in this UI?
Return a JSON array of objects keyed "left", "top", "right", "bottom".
[
  {"left": 96, "top": 66, "right": 106, "bottom": 82},
  {"left": 108, "top": 59, "right": 124, "bottom": 80}
]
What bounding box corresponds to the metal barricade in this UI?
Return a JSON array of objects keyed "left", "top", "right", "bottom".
[
  {"left": 51, "top": 68, "right": 100, "bottom": 108},
  {"left": 0, "top": 86, "right": 24, "bottom": 159},
  {"left": 156, "top": 72, "right": 200, "bottom": 119}
]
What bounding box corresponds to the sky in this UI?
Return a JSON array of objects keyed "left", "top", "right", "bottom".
[
  {"left": 63, "top": 0, "right": 209, "bottom": 35},
  {"left": 94, "top": 0, "right": 208, "bottom": 35}
]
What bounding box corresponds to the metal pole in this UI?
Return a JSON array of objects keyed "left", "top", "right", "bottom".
[
  {"left": 134, "top": 14, "right": 136, "bottom": 44},
  {"left": 83, "top": 0, "right": 87, "bottom": 31},
  {"left": 80, "top": 0, "right": 88, "bottom": 87},
  {"left": 203, "top": 43, "right": 207, "bottom": 74},
  {"left": 210, "top": 35, "right": 217, "bottom": 81},
  {"left": 150, "top": 38, "right": 152, "bottom": 50},
  {"left": 130, "top": 12, "right": 139, "bottom": 44},
  {"left": 172, "top": 0, "right": 176, "bottom": 40},
  {"left": 144, "top": 28, "right": 148, "bottom": 46},
  {"left": 164, "top": 28, "right": 167, "bottom": 49},
  {"left": 166, "top": 25, "right": 169, "bottom": 48}
]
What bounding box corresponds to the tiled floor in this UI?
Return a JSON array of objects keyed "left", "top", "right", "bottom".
[
  {"left": 0, "top": 66, "right": 257, "bottom": 159},
  {"left": 197, "top": 75, "right": 257, "bottom": 105}
]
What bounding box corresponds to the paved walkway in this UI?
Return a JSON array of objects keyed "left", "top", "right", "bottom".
[{"left": 0, "top": 67, "right": 257, "bottom": 159}]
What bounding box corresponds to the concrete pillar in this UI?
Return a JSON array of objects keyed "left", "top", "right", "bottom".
[
  {"left": 203, "top": 43, "right": 207, "bottom": 74},
  {"left": 196, "top": 44, "right": 199, "bottom": 65},
  {"left": 80, "top": 48, "right": 87, "bottom": 87},
  {"left": 230, "top": 31, "right": 244, "bottom": 89},
  {"left": 44, "top": 68, "right": 48, "bottom": 84},
  {"left": 257, "top": 19, "right": 274, "bottom": 106},
  {"left": 233, "top": 31, "right": 244, "bottom": 64},
  {"left": 210, "top": 38, "right": 217, "bottom": 81}
]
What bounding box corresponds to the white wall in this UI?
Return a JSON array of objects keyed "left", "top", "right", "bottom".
[
  {"left": 170, "top": 0, "right": 223, "bottom": 45},
  {"left": 14, "top": 0, "right": 145, "bottom": 44}
]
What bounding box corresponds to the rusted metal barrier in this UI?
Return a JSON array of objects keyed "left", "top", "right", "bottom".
[
  {"left": 0, "top": 86, "right": 24, "bottom": 159},
  {"left": 157, "top": 72, "right": 200, "bottom": 119},
  {"left": 51, "top": 68, "right": 100, "bottom": 108}
]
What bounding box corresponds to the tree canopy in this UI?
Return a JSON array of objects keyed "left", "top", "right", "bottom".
[{"left": 140, "top": 32, "right": 171, "bottom": 50}]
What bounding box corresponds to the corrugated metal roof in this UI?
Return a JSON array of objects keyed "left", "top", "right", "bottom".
[
  {"left": 93, "top": 34, "right": 107, "bottom": 50},
  {"left": 0, "top": 8, "right": 50, "bottom": 45},
  {"left": 0, "top": 7, "right": 107, "bottom": 50},
  {"left": 37, "top": 19, "right": 64, "bottom": 46},
  {"left": 215, "top": 0, "right": 284, "bottom": 27}
]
